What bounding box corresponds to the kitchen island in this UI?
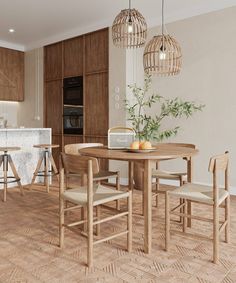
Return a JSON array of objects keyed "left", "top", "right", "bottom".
[{"left": 0, "top": 128, "right": 51, "bottom": 187}]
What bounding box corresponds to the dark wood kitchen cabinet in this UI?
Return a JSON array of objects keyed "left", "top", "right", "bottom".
[
  {"left": 64, "top": 36, "right": 83, "bottom": 77},
  {"left": 85, "top": 28, "right": 108, "bottom": 74},
  {"left": 44, "top": 42, "right": 62, "bottom": 81},
  {"left": 63, "top": 135, "right": 83, "bottom": 146},
  {"left": 0, "top": 47, "right": 24, "bottom": 101},
  {"left": 44, "top": 28, "right": 109, "bottom": 153},
  {"left": 45, "top": 80, "right": 63, "bottom": 135},
  {"left": 85, "top": 72, "right": 108, "bottom": 136}
]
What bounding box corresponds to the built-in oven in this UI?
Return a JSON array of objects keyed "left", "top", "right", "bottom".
[
  {"left": 63, "top": 106, "right": 83, "bottom": 135},
  {"left": 63, "top": 76, "right": 83, "bottom": 106}
]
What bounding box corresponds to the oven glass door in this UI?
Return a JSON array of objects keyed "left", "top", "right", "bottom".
[
  {"left": 63, "top": 106, "right": 83, "bottom": 135},
  {"left": 64, "top": 86, "right": 83, "bottom": 106}
]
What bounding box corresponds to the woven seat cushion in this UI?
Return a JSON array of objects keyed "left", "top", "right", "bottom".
[
  {"left": 152, "top": 169, "right": 187, "bottom": 180},
  {"left": 62, "top": 184, "right": 129, "bottom": 206},
  {"left": 169, "top": 183, "right": 229, "bottom": 205}
]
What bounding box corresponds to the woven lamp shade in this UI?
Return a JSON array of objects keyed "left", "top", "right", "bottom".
[
  {"left": 112, "top": 8, "right": 147, "bottom": 48},
  {"left": 143, "top": 34, "right": 182, "bottom": 76}
]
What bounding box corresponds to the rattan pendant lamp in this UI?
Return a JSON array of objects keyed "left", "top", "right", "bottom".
[
  {"left": 143, "top": 0, "right": 182, "bottom": 76},
  {"left": 112, "top": 0, "right": 147, "bottom": 48}
]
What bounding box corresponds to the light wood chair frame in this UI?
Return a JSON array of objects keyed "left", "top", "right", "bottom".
[
  {"left": 152, "top": 143, "right": 196, "bottom": 203},
  {"left": 64, "top": 143, "right": 121, "bottom": 210},
  {"left": 151, "top": 143, "right": 196, "bottom": 226},
  {"left": 165, "top": 151, "right": 230, "bottom": 264},
  {"left": 59, "top": 153, "right": 132, "bottom": 268}
]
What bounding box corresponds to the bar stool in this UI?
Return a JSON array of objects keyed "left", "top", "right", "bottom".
[
  {"left": 0, "top": 147, "right": 24, "bottom": 202},
  {"left": 30, "top": 144, "right": 59, "bottom": 192}
]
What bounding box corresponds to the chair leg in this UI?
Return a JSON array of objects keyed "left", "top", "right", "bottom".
[
  {"left": 127, "top": 191, "right": 132, "bottom": 252},
  {"left": 225, "top": 196, "right": 230, "bottom": 243},
  {"left": 155, "top": 178, "right": 159, "bottom": 208},
  {"left": 87, "top": 204, "right": 93, "bottom": 268},
  {"left": 59, "top": 198, "right": 65, "bottom": 248},
  {"left": 179, "top": 176, "right": 184, "bottom": 223},
  {"left": 183, "top": 199, "right": 187, "bottom": 233},
  {"left": 82, "top": 207, "right": 87, "bottom": 232},
  {"left": 116, "top": 172, "right": 120, "bottom": 211},
  {"left": 213, "top": 204, "right": 219, "bottom": 264},
  {"left": 165, "top": 192, "right": 170, "bottom": 251},
  {"left": 141, "top": 168, "right": 145, "bottom": 216},
  {"left": 187, "top": 200, "right": 192, "bottom": 227},
  {"left": 96, "top": 206, "right": 101, "bottom": 236}
]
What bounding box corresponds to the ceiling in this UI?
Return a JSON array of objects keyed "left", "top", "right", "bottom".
[{"left": 0, "top": 0, "right": 235, "bottom": 51}]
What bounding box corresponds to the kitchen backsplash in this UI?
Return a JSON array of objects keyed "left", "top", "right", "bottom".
[{"left": 0, "top": 102, "right": 18, "bottom": 128}]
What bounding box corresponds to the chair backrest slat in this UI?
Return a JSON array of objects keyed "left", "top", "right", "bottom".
[
  {"left": 64, "top": 143, "right": 103, "bottom": 155},
  {"left": 61, "top": 153, "right": 99, "bottom": 175},
  {"left": 208, "top": 151, "right": 229, "bottom": 199},
  {"left": 208, "top": 151, "right": 229, "bottom": 173}
]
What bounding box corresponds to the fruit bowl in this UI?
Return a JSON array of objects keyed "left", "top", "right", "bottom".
[
  {"left": 128, "top": 140, "right": 156, "bottom": 152},
  {"left": 126, "top": 147, "right": 157, "bottom": 153}
]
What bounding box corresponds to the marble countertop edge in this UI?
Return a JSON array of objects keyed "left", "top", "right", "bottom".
[{"left": 0, "top": 128, "right": 51, "bottom": 131}]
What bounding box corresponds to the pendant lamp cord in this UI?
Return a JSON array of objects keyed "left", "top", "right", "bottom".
[
  {"left": 162, "top": 0, "right": 164, "bottom": 35},
  {"left": 129, "top": 0, "right": 131, "bottom": 21}
]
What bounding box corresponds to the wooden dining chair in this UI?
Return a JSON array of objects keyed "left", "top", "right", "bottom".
[
  {"left": 64, "top": 143, "right": 121, "bottom": 209},
  {"left": 59, "top": 153, "right": 132, "bottom": 268},
  {"left": 152, "top": 143, "right": 196, "bottom": 208},
  {"left": 165, "top": 151, "right": 230, "bottom": 264}
]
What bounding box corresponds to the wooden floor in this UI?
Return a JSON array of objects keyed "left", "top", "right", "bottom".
[{"left": 0, "top": 184, "right": 236, "bottom": 283}]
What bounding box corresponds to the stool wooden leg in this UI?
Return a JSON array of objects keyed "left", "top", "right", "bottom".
[
  {"left": 45, "top": 151, "right": 49, "bottom": 193},
  {"left": 0, "top": 156, "right": 3, "bottom": 201},
  {"left": 49, "top": 153, "right": 59, "bottom": 181},
  {"left": 0, "top": 156, "right": 3, "bottom": 169},
  {"left": 30, "top": 155, "right": 44, "bottom": 190},
  {"left": 8, "top": 156, "right": 24, "bottom": 196},
  {"left": 3, "top": 155, "right": 7, "bottom": 202}
]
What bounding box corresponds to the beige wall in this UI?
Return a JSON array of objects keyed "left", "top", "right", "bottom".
[
  {"left": 150, "top": 6, "right": 236, "bottom": 191},
  {"left": 0, "top": 101, "right": 18, "bottom": 127},
  {"left": 121, "top": 6, "right": 236, "bottom": 191},
  {"left": 108, "top": 28, "right": 128, "bottom": 179},
  {"left": 18, "top": 48, "right": 44, "bottom": 128}
]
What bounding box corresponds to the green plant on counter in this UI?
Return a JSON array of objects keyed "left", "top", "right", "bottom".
[{"left": 125, "top": 74, "right": 204, "bottom": 142}]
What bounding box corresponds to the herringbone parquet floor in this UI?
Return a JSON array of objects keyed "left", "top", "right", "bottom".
[{"left": 0, "top": 184, "right": 236, "bottom": 283}]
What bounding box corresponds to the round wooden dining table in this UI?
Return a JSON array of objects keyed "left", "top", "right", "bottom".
[{"left": 80, "top": 144, "right": 198, "bottom": 254}]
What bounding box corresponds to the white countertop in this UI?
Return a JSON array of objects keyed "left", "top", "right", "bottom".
[{"left": 0, "top": 128, "right": 51, "bottom": 131}]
